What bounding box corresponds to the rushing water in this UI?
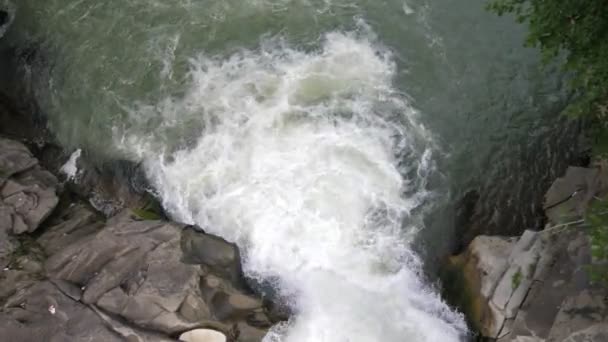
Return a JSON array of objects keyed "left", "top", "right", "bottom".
[{"left": 0, "top": 0, "right": 583, "bottom": 341}]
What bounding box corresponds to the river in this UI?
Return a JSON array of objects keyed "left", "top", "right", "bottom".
[{"left": 0, "top": 0, "right": 582, "bottom": 341}]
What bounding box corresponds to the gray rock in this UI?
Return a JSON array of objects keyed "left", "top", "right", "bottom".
[
  {"left": 446, "top": 235, "right": 517, "bottom": 337},
  {"left": 38, "top": 204, "right": 102, "bottom": 255},
  {"left": 45, "top": 210, "right": 268, "bottom": 337},
  {"left": 1, "top": 167, "right": 58, "bottom": 234},
  {"left": 506, "top": 230, "right": 592, "bottom": 341},
  {"left": 182, "top": 227, "right": 245, "bottom": 287},
  {"left": 0, "top": 138, "right": 37, "bottom": 182},
  {"left": 0, "top": 203, "right": 16, "bottom": 269},
  {"left": 0, "top": 281, "right": 123, "bottom": 341},
  {"left": 544, "top": 166, "right": 608, "bottom": 224},
  {"left": 236, "top": 322, "right": 267, "bottom": 342},
  {"left": 548, "top": 290, "right": 608, "bottom": 342}
]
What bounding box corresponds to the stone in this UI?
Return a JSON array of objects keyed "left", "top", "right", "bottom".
[
  {"left": 0, "top": 281, "right": 122, "bottom": 341},
  {"left": 44, "top": 209, "right": 265, "bottom": 336},
  {"left": 547, "top": 290, "right": 608, "bottom": 342},
  {"left": 505, "top": 230, "right": 592, "bottom": 341},
  {"left": 491, "top": 231, "right": 541, "bottom": 314},
  {"left": 179, "top": 329, "right": 228, "bottom": 342},
  {"left": 444, "top": 235, "right": 517, "bottom": 337},
  {"left": 544, "top": 166, "right": 608, "bottom": 224},
  {"left": 179, "top": 293, "right": 213, "bottom": 322},
  {"left": 37, "top": 204, "right": 102, "bottom": 255},
  {"left": 0, "top": 203, "right": 16, "bottom": 269},
  {"left": 1, "top": 167, "right": 58, "bottom": 234},
  {"left": 236, "top": 322, "right": 267, "bottom": 342},
  {"left": 0, "top": 138, "right": 37, "bottom": 181},
  {"left": 64, "top": 157, "right": 153, "bottom": 217},
  {"left": 182, "top": 226, "right": 245, "bottom": 287}
]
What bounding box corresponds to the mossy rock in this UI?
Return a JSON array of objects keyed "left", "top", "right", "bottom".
[
  {"left": 440, "top": 254, "right": 498, "bottom": 339},
  {"left": 131, "top": 207, "right": 162, "bottom": 221}
]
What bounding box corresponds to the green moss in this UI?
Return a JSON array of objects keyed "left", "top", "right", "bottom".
[
  {"left": 512, "top": 268, "right": 523, "bottom": 290},
  {"left": 131, "top": 207, "right": 162, "bottom": 220},
  {"left": 130, "top": 194, "right": 165, "bottom": 221},
  {"left": 439, "top": 256, "right": 486, "bottom": 335}
]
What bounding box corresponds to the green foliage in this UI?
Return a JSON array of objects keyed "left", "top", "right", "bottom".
[
  {"left": 586, "top": 199, "right": 608, "bottom": 285},
  {"left": 487, "top": 0, "right": 608, "bottom": 117}
]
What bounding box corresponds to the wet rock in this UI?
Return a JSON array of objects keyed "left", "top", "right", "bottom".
[
  {"left": 182, "top": 226, "right": 245, "bottom": 288},
  {"left": 445, "top": 235, "right": 518, "bottom": 337},
  {"left": 60, "top": 154, "right": 155, "bottom": 217}
]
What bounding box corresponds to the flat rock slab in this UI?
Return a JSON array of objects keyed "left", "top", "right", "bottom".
[{"left": 0, "top": 281, "right": 123, "bottom": 341}]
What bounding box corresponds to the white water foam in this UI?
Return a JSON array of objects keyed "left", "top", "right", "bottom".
[
  {"left": 60, "top": 148, "right": 81, "bottom": 181},
  {"left": 120, "top": 31, "right": 467, "bottom": 342}
]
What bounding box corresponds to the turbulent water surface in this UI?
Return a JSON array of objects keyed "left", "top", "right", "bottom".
[{"left": 1, "top": 0, "right": 583, "bottom": 341}]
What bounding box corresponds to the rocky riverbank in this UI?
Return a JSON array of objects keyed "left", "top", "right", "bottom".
[
  {"left": 444, "top": 166, "right": 608, "bottom": 341},
  {"left": 0, "top": 115, "right": 281, "bottom": 341}
]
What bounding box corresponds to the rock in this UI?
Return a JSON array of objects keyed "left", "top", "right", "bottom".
[
  {"left": 0, "top": 281, "right": 122, "bottom": 341},
  {"left": 182, "top": 226, "right": 245, "bottom": 287},
  {"left": 544, "top": 166, "right": 608, "bottom": 224},
  {"left": 37, "top": 204, "right": 102, "bottom": 255},
  {"left": 0, "top": 203, "right": 16, "bottom": 268},
  {"left": 504, "top": 229, "right": 593, "bottom": 341},
  {"left": 0, "top": 138, "right": 58, "bottom": 235},
  {"left": 444, "top": 235, "right": 517, "bottom": 337},
  {"left": 44, "top": 209, "right": 268, "bottom": 337},
  {"left": 454, "top": 224, "right": 607, "bottom": 342},
  {"left": 61, "top": 155, "right": 155, "bottom": 217},
  {"left": 1, "top": 167, "right": 58, "bottom": 235},
  {"left": 236, "top": 322, "right": 267, "bottom": 342},
  {"left": 448, "top": 230, "right": 557, "bottom": 339},
  {"left": 547, "top": 290, "right": 608, "bottom": 341},
  {"left": 0, "top": 138, "right": 37, "bottom": 182},
  {"left": 179, "top": 329, "right": 228, "bottom": 342}
]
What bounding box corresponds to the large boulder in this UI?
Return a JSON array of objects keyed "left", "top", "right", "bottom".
[
  {"left": 43, "top": 210, "right": 272, "bottom": 340},
  {"left": 451, "top": 228, "right": 603, "bottom": 341}
]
